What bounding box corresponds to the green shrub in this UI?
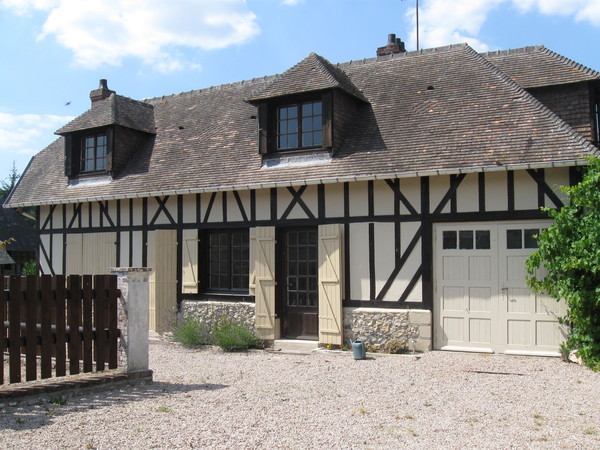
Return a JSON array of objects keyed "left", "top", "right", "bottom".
[
  {"left": 211, "top": 319, "right": 260, "bottom": 352},
  {"left": 171, "top": 316, "right": 212, "bottom": 347},
  {"left": 385, "top": 338, "right": 407, "bottom": 354},
  {"left": 21, "top": 260, "right": 37, "bottom": 276}
]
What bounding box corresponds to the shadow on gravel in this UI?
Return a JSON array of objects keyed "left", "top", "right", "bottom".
[{"left": 0, "top": 381, "right": 228, "bottom": 431}]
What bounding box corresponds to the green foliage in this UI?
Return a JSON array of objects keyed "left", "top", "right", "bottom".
[
  {"left": 526, "top": 157, "right": 600, "bottom": 371},
  {"left": 211, "top": 318, "right": 261, "bottom": 352},
  {"left": 0, "top": 162, "right": 19, "bottom": 200},
  {"left": 171, "top": 316, "right": 212, "bottom": 347},
  {"left": 21, "top": 260, "right": 37, "bottom": 276},
  {"left": 385, "top": 338, "right": 407, "bottom": 354}
]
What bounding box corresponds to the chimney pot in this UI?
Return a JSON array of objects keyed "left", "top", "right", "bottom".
[
  {"left": 377, "top": 33, "right": 406, "bottom": 57},
  {"left": 90, "top": 79, "right": 115, "bottom": 108}
]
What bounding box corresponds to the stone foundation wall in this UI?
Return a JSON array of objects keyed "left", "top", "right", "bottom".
[
  {"left": 343, "top": 307, "right": 431, "bottom": 352},
  {"left": 180, "top": 300, "right": 255, "bottom": 329}
]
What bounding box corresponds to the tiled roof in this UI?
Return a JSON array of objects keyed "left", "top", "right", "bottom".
[
  {"left": 56, "top": 93, "right": 156, "bottom": 135},
  {"left": 6, "top": 43, "right": 598, "bottom": 207},
  {"left": 482, "top": 45, "right": 600, "bottom": 88},
  {"left": 0, "top": 249, "right": 15, "bottom": 265},
  {"left": 247, "top": 53, "right": 367, "bottom": 102}
]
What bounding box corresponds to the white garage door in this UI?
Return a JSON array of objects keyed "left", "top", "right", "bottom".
[{"left": 434, "top": 221, "right": 568, "bottom": 356}]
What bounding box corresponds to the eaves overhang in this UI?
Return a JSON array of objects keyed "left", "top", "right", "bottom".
[{"left": 4, "top": 158, "right": 587, "bottom": 209}]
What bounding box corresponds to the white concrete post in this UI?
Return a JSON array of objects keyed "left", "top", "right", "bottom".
[{"left": 111, "top": 268, "right": 151, "bottom": 373}]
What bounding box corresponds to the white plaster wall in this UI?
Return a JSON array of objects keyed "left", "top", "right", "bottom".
[
  {"left": 181, "top": 194, "right": 197, "bottom": 223},
  {"left": 373, "top": 180, "right": 394, "bottom": 216},
  {"left": 204, "top": 193, "right": 223, "bottom": 223},
  {"left": 324, "top": 182, "right": 344, "bottom": 218},
  {"left": 131, "top": 199, "right": 144, "bottom": 226},
  {"left": 150, "top": 196, "right": 177, "bottom": 225},
  {"left": 227, "top": 190, "right": 251, "bottom": 222},
  {"left": 457, "top": 173, "right": 478, "bottom": 213},
  {"left": 514, "top": 170, "right": 538, "bottom": 210},
  {"left": 399, "top": 178, "right": 421, "bottom": 215},
  {"left": 39, "top": 234, "right": 51, "bottom": 274},
  {"left": 349, "top": 222, "right": 370, "bottom": 300},
  {"left": 254, "top": 188, "right": 271, "bottom": 221},
  {"left": 277, "top": 185, "right": 318, "bottom": 220},
  {"left": 430, "top": 176, "right": 450, "bottom": 213},
  {"left": 349, "top": 181, "right": 368, "bottom": 217},
  {"left": 374, "top": 222, "right": 395, "bottom": 297},
  {"left": 131, "top": 231, "right": 143, "bottom": 267},
  {"left": 119, "top": 232, "right": 129, "bottom": 267},
  {"left": 485, "top": 171, "right": 507, "bottom": 211},
  {"left": 544, "top": 167, "right": 570, "bottom": 207},
  {"left": 51, "top": 234, "right": 63, "bottom": 274}
]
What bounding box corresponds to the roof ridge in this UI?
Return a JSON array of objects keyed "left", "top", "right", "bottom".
[
  {"left": 479, "top": 45, "right": 545, "bottom": 58},
  {"left": 337, "top": 42, "right": 469, "bottom": 69},
  {"left": 143, "top": 75, "right": 278, "bottom": 104}
]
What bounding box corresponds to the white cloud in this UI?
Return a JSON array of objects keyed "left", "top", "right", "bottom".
[
  {"left": 2, "top": 0, "right": 259, "bottom": 71},
  {"left": 281, "top": 0, "right": 304, "bottom": 5},
  {"left": 514, "top": 0, "right": 600, "bottom": 26},
  {"left": 0, "top": 112, "right": 72, "bottom": 153},
  {"left": 407, "top": 0, "right": 600, "bottom": 52}
]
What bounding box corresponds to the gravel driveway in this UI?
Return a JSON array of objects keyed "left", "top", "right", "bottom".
[{"left": 0, "top": 341, "right": 598, "bottom": 449}]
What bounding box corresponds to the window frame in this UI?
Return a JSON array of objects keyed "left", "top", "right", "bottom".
[
  {"left": 201, "top": 229, "right": 250, "bottom": 294},
  {"left": 258, "top": 90, "right": 332, "bottom": 155},
  {"left": 64, "top": 127, "right": 113, "bottom": 178},
  {"left": 80, "top": 133, "right": 108, "bottom": 173},
  {"left": 276, "top": 100, "right": 323, "bottom": 151}
]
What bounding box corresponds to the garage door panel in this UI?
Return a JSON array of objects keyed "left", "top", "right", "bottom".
[
  {"left": 469, "top": 287, "right": 491, "bottom": 312},
  {"left": 443, "top": 317, "right": 464, "bottom": 341},
  {"left": 469, "top": 318, "right": 491, "bottom": 344},
  {"left": 469, "top": 256, "right": 491, "bottom": 280},
  {"left": 536, "top": 294, "right": 562, "bottom": 315},
  {"left": 505, "top": 255, "right": 527, "bottom": 281},
  {"left": 443, "top": 256, "right": 466, "bottom": 280},
  {"left": 506, "top": 288, "right": 530, "bottom": 313},
  {"left": 536, "top": 321, "right": 564, "bottom": 347},
  {"left": 443, "top": 287, "right": 466, "bottom": 311},
  {"left": 507, "top": 320, "right": 531, "bottom": 346}
]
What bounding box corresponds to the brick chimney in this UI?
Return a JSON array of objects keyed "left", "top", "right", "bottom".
[
  {"left": 90, "top": 79, "right": 115, "bottom": 108},
  {"left": 377, "top": 34, "right": 406, "bottom": 57}
]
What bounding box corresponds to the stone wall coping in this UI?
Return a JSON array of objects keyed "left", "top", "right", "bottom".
[
  {"left": 344, "top": 307, "right": 430, "bottom": 314},
  {"left": 110, "top": 267, "right": 152, "bottom": 273},
  {"left": 181, "top": 300, "right": 255, "bottom": 306}
]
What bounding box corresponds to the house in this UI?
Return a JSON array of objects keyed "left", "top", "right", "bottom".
[
  {"left": 5, "top": 35, "right": 599, "bottom": 355},
  {"left": 0, "top": 197, "right": 37, "bottom": 275}
]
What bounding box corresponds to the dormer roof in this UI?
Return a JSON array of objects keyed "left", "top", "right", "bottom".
[
  {"left": 247, "top": 52, "right": 367, "bottom": 103},
  {"left": 56, "top": 93, "right": 156, "bottom": 135}
]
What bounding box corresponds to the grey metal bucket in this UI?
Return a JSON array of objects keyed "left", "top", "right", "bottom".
[{"left": 351, "top": 338, "right": 366, "bottom": 360}]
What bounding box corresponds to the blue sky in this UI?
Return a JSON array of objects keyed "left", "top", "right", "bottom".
[{"left": 1, "top": 0, "right": 600, "bottom": 183}]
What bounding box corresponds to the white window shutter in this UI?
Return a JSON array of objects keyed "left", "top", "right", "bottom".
[
  {"left": 182, "top": 229, "right": 199, "bottom": 293},
  {"left": 318, "top": 224, "right": 344, "bottom": 345},
  {"left": 250, "top": 227, "right": 276, "bottom": 339}
]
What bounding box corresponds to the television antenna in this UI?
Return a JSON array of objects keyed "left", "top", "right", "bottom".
[{"left": 402, "top": 0, "right": 420, "bottom": 51}]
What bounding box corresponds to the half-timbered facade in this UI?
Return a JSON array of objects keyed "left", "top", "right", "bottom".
[{"left": 6, "top": 38, "right": 600, "bottom": 355}]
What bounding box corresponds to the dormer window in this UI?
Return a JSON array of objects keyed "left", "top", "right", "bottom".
[
  {"left": 257, "top": 92, "right": 332, "bottom": 155},
  {"left": 277, "top": 101, "right": 323, "bottom": 150},
  {"left": 81, "top": 134, "right": 107, "bottom": 172}
]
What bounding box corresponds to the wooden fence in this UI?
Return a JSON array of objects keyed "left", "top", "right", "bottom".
[{"left": 1, "top": 274, "right": 120, "bottom": 385}]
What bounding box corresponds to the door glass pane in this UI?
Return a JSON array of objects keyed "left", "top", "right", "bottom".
[
  {"left": 459, "top": 231, "right": 473, "bottom": 249},
  {"left": 443, "top": 231, "right": 457, "bottom": 249},
  {"left": 524, "top": 229, "right": 539, "bottom": 248},
  {"left": 507, "top": 229, "right": 522, "bottom": 249},
  {"left": 475, "top": 230, "right": 490, "bottom": 249}
]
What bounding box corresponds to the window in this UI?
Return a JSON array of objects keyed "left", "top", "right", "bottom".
[
  {"left": 506, "top": 228, "right": 541, "bottom": 249},
  {"left": 442, "top": 230, "right": 491, "bottom": 250},
  {"left": 81, "top": 134, "right": 107, "bottom": 172},
  {"left": 205, "top": 230, "right": 249, "bottom": 292},
  {"left": 277, "top": 101, "right": 322, "bottom": 150}
]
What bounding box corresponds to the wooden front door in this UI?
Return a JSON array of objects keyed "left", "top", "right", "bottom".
[{"left": 280, "top": 228, "right": 319, "bottom": 339}]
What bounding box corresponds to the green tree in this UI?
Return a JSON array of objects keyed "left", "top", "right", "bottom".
[
  {"left": 526, "top": 157, "right": 600, "bottom": 371},
  {"left": 0, "top": 161, "right": 19, "bottom": 200}
]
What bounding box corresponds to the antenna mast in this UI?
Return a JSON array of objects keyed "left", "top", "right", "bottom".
[{"left": 416, "top": 0, "right": 419, "bottom": 51}]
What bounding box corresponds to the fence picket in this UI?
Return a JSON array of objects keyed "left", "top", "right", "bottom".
[
  {"left": 0, "top": 278, "right": 5, "bottom": 385},
  {"left": 40, "top": 275, "right": 53, "bottom": 379},
  {"left": 67, "top": 275, "right": 81, "bottom": 375},
  {"left": 8, "top": 276, "right": 22, "bottom": 383},
  {"left": 54, "top": 275, "right": 66, "bottom": 377},
  {"left": 82, "top": 275, "right": 93, "bottom": 373},
  {"left": 25, "top": 275, "right": 38, "bottom": 381}
]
